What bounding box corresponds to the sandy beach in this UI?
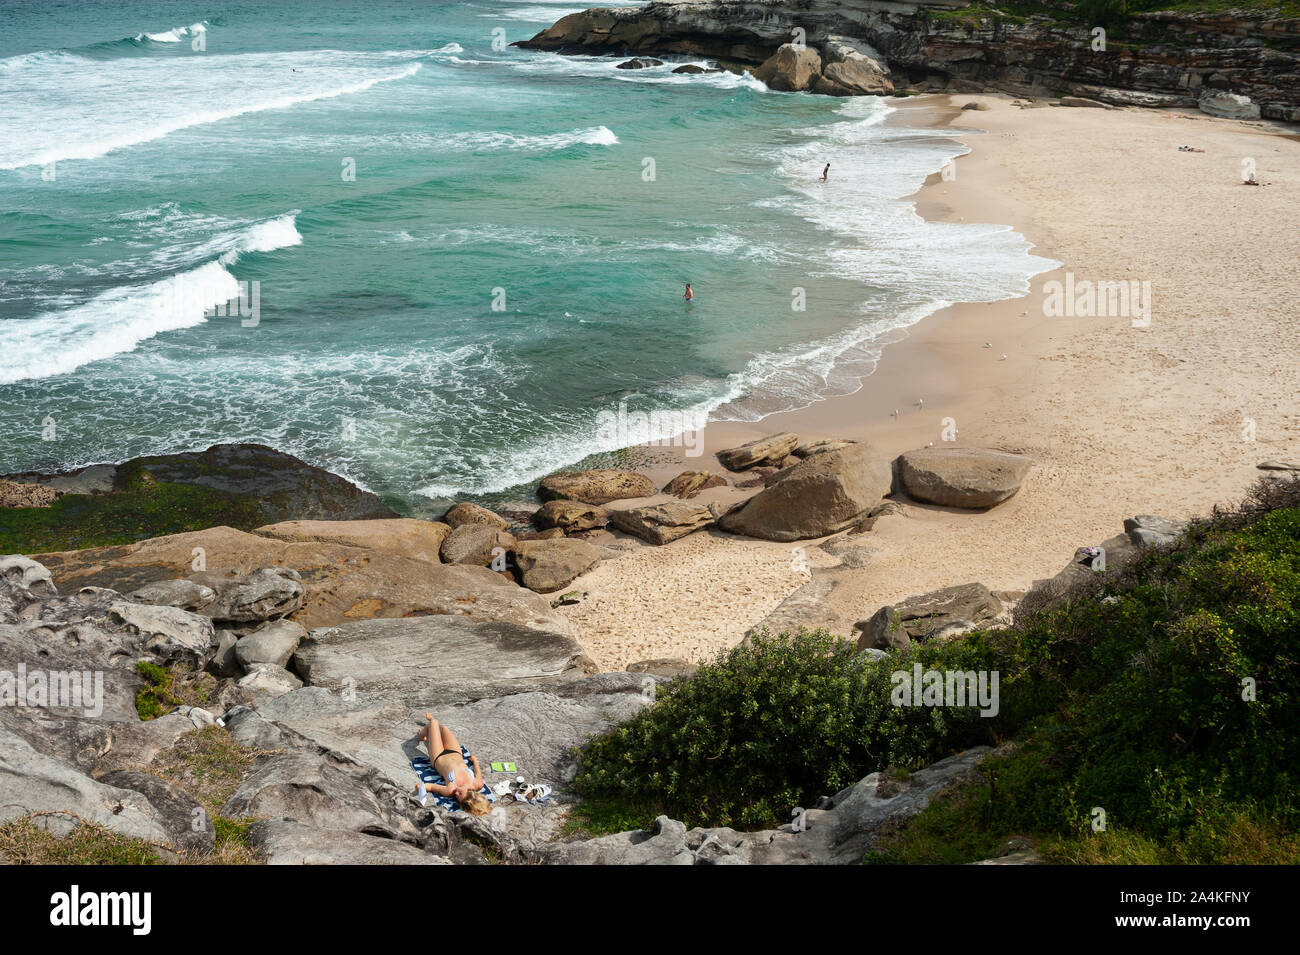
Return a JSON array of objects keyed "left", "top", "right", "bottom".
[{"left": 561, "top": 94, "right": 1300, "bottom": 670}]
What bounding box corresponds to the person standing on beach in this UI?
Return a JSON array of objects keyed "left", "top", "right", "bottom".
[
  {"left": 684, "top": 283, "right": 694, "bottom": 302},
  {"left": 821, "top": 163, "right": 830, "bottom": 182}
]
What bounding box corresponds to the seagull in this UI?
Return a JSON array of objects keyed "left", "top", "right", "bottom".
[
  {"left": 915, "top": 398, "right": 925, "bottom": 408},
  {"left": 1000, "top": 353, "right": 1008, "bottom": 361},
  {"left": 983, "top": 341, "right": 993, "bottom": 348},
  {"left": 890, "top": 409, "right": 899, "bottom": 418},
  {"left": 1021, "top": 311, "right": 1027, "bottom": 316},
  {"left": 926, "top": 441, "right": 934, "bottom": 447}
]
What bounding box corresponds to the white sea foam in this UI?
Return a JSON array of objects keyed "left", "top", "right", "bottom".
[
  {"left": 138, "top": 21, "right": 208, "bottom": 43},
  {"left": 0, "top": 53, "right": 424, "bottom": 169},
  {"left": 0, "top": 214, "right": 302, "bottom": 384}
]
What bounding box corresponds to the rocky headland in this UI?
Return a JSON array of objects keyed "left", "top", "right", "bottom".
[{"left": 518, "top": 0, "right": 1300, "bottom": 121}]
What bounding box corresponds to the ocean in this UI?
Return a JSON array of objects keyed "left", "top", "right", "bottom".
[{"left": 0, "top": 0, "right": 1056, "bottom": 513}]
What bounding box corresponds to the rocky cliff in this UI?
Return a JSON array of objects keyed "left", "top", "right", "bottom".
[{"left": 519, "top": 0, "right": 1300, "bottom": 121}]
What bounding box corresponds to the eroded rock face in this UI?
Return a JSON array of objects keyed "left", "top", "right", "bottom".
[
  {"left": 894, "top": 447, "right": 1032, "bottom": 510},
  {"left": 1198, "top": 89, "right": 1260, "bottom": 119},
  {"left": 752, "top": 43, "right": 823, "bottom": 91},
  {"left": 1124, "top": 514, "right": 1188, "bottom": 547},
  {"left": 662, "top": 470, "right": 727, "bottom": 499},
  {"left": 855, "top": 583, "right": 1006, "bottom": 652},
  {"left": 538, "top": 469, "right": 656, "bottom": 506},
  {"left": 439, "top": 524, "right": 516, "bottom": 567},
  {"left": 294, "top": 616, "right": 589, "bottom": 704},
  {"left": 253, "top": 519, "right": 451, "bottom": 564},
  {"left": 519, "top": 3, "right": 1300, "bottom": 122},
  {"left": 512, "top": 538, "right": 602, "bottom": 592},
  {"left": 609, "top": 502, "right": 715, "bottom": 544},
  {"left": 443, "top": 502, "right": 510, "bottom": 530},
  {"left": 719, "top": 442, "right": 892, "bottom": 541},
  {"left": 0, "top": 480, "right": 61, "bottom": 508},
  {"left": 716, "top": 432, "right": 800, "bottom": 471},
  {"left": 209, "top": 567, "right": 305, "bottom": 624},
  {"left": 36, "top": 527, "right": 573, "bottom": 636},
  {"left": 533, "top": 500, "right": 611, "bottom": 533}
]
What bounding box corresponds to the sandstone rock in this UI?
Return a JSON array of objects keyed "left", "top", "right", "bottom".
[
  {"left": 253, "top": 519, "right": 451, "bottom": 564},
  {"left": 234, "top": 619, "right": 307, "bottom": 669},
  {"left": 752, "top": 43, "right": 822, "bottom": 92},
  {"left": 533, "top": 499, "right": 610, "bottom": 533},
  {"left": 443, "top": 502, "right": 510, "bottom": 530},
  {"left": 517, "top": 528, "right": 566, "bottom": 542},
  {"left": 1123, "top": 514, "right": 1187, "bottom": 548},
  {"left": 294, "top": 616, "right": 588, "bottom": 704},
  {"left": 0, "top": 555, "right": 56, "bottom": 599},
  {"left": 792, "top": 439, "right": 854, "bottom": 459},
  {"left": 716, "top": 432, "right": 799, "bottom": 471},
  {"left": 209, "top": 567, "right": 305, "bottom": 624},
  {"left": 128, "top": 579, "right": 215, "bottom": 612},
  {"left": 0, "top": 479, "right": 61, "bottom": 508},
  {"left": 819, "top": 54, "right": 893, "bottom": 95},
  {"left": 236, "top": 663, "right": 303, "bottom": 699},
  {"left": 1258, "top": 460, "right": 1300, "bottom": 471},
  {"left": 627, "top": 658, "right": 698, "bottom": 678},
  {"left": 609, "top": 502, "right": 715, "bottom": 545},
  {"left": 855, "top": 583, "right": 1005, "bottom": 652},
  {"left": 1059, "top": 96, "right": 1111, "bottom": 108},
  {"left": 719, "top": 442, "right": 892, "bottom": 541},
  {"left": 662, "top": 470, "right": 727, "bottom": 499},
  {"left": 1199, "top": 89, "right": 1260, "bottom": 119},
  {"left": 98, "top": 769, "right": 214, "bottom": 855},
  {"left": 37, "top": 527, "right": 571, "bottom": 635},
  {"left": 733, "top": 466, "right": 779, "bottom": 488},
  {"left": 746, "top": 580, "right": 840, "bottom": 640},
  {"left": 439, "top": 524, "right": 516, "bottom": 567},
  {"left": 894, "top": 447, "right": 1032, "bottom": 509},
  {"left": 512, "top": 538, "right": 601, "bottom": 592},
  {"left": 617, "top": 57, "right": 663, "bottom": 68},
  {"left": 210, "top": 630, "right": 240, "bottom": 678},
  {"left": 106, "top": 601, "right": 217, "bottom": 669},
  {"left": 538, "top": 469, "right": 656, "bottom": 506},
  {"left": 250, "top": 819, "right": 449, "bottom": 865},
  {"left": 0, "top": 727, "right": 172, "bottom": 844}
]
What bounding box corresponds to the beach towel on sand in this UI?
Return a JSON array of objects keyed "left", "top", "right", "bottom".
[{"left": 410, "top": 744, "right": 495, "bottom": 813}]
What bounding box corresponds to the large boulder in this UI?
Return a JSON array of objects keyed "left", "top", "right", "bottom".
[
  {"left": 512, "top": 539, "right": 601, "bottom": 592},
  {"left": 439, "top": 524, "right": 516, "bottom": 567},
  {"left": 208, "top": 567, "right": 304, "bottom": 624},
  {"left": 1124, "top": 514, "right": 1187, "bottom": 548},
  {"left": 538, "top": 469, "right": 656, "bottom": 506},
  {"left": 35, "top": 526, "right": 572, "bottom": 636},
  {"left": 533, "top": 500, "right": 610, "bottom": 533},
  {"left": 752, "top": 43, "right": 822, "bottom": 92},
  {"left": 719, "top": 442, "right": 892, "bottom": 541},
  {"left": 746, "top": 579, "right": 840, "bottom": 640},
  {"left": 116, "top": 443, "right": 397, "bottom": 522},
  {"left": 816, "top": 40, "right": 893, "bottom": 96},
  {"left": 443, "top": 502, "right": 509, "bottom": 530},
  {"left": 662, "top": 470, "right": 727, "bottom": 499},
  {"left": 252, "top": 519, "right": 451, "bottom": 565},
  {"left": 98, "top": 769, "right": 214, "bottom": 855},
  {"left": 128, "top": 579, "right": 215, "bottom": 612},
  {"left": 855, "top": 583, "right": 1005, "bottom": 651},
  {"left": 716, "top": 432, "right": 799, "bottom": 471},
  {"left": 609, "top": 502, "right": 715, "bottom": 544},
  {"left": 234, "top": 619, "right": 307, "bottom": 669},
  {"left": 1198, "top": 90, "right": 1260, "bottom": 120},
  {"left": 293, "top": 616, "right": 589, "bottom": 704},
  {"left": 894, "top": 447, "right": 1032, "bottom": 509},
  {"left": 105, "top": 601, "right": 218, "bottom": 669}
]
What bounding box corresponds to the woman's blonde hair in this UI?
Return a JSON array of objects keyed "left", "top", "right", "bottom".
[{"left": 461, "top": 791, "right": 491, "bottom": 817}]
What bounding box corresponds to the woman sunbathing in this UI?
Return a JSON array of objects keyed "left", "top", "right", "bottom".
[{"left": 416, "top": 713, "right": 491, "bottom": 815}]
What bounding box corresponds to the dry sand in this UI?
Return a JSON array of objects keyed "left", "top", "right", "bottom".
[{"left": 560, "top": 95, "right": 1300, "bottom": 671}]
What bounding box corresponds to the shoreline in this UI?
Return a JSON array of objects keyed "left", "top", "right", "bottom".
[{"left": 556, "top": 91, "right": 1300, "bottom": 668}]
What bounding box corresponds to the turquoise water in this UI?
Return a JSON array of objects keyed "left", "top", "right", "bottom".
[{"left": 0, "top": 0, "right": 1054, "bottom": 512}]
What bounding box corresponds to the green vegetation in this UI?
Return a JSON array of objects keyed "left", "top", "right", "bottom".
[
  {"left": 134, "top": 661, "right": 214, "bottom": 721},
  {"left": 0, "top": 466, "right": 264, "bottom": 555},
  {"left": 574, "top": 479, "right": 1300, "bottom": 864}
]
